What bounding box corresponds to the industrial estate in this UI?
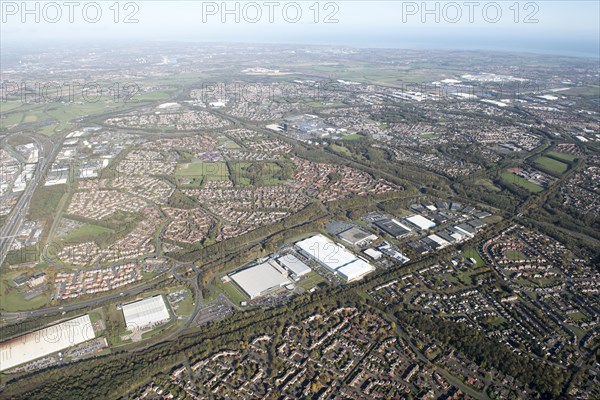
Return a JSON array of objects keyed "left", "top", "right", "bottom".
[{"left": 0, "top": 13, "right": 599, "bottom": 400}]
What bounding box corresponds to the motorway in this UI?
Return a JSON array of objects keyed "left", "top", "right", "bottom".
[
  {"left": 0, "top": 271, "right": 173, "bottom": 323},
  {"left": 0, "top": 135, "right": 56, "bottom": 269}
]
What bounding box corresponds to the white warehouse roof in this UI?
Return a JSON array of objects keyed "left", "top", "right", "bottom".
[
  {"left": 296, "top": 234, "right": 375, "bottom": 282},
  {"left": 337, "top": 259, "right": 375, "bottom": 282},
  {"left": 428, "top": 234, "right": 451, "bottom": 248},
  {"left": 276, "top": 255, "right": 311, "bottom": 277},
  {"left": 230, "top": 260, "right": 291, "bottom": 299},
  {"left": 296, "top": 234, "right": 357, "bottom": 272},
  {"left": 122, "top": 295, "right": 171, "bottom": 331},
  {"left": 364, "top": 248, "right": 383, "bottom": 260},
  {"left": 405, "top": 215, "right": 437, "bottom": 230},
  {"left": 0, "top": 315, "right": 95, "bottom": 372}
]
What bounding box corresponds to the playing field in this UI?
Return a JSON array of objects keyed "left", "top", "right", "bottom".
[
  {"left": 501, "top": 172, "right": 544, "bottom": 193},
  {"left": 546, "top": 151, "right": 576, "bottom": 163},
  {"left": 175, "top": 162, "right": 229, "bottom": 180},
  {"left": 61, "top": 224, "right": 114, "bottom": 244},
  {"left": 535, "top": 156, "right": 568, "bottom": 174}
]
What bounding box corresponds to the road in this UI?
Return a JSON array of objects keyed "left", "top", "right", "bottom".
[
  {"left": 0, "top": 135, "right": 56, "bottom": 268},
  {"left": 0, "top": 272, "right": 172, "bottom": 323}
]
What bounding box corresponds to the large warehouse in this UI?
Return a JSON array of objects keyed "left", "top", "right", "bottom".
[
  {"left": 405, "top": 215, "right": 437, "bottom": 230},
  {"left": 0, "top": 315, "right": 95, "bottom": 372},
  {"left": 295, "top": 234, "right": 375, "bottom": 282},
  {"left": 122, "top": 295, "right": 171, "bottom": 331},
  {"left": 337, "top": 226, "right": 378, "bottom": 247},
  {"left": 276, "top": 254, "right": 311, "bottom": 280},
  {"left": 230, "top": 260, "right": 292, "bottom": 299}
]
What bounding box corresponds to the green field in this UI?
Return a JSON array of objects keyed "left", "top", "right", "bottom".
[
  {"left": 174, "top": 293, "right": 195, "bottom": 317},
  {"left": 534, "top": 156, "right": 568, "bottom": 174},
  {"left": 0, "top": 271, "right": 48, "bottom": 311},
  {"left": 567, "top": 311, "right": 587, "bottom": 322},
  {"left": 176, "top": 162, "right": 229, "bottom": 180},
  {"left": 217, "top": 135, "right": 241, "bottom": 149},
  {"left": 0, "top": 102, "right": 25, "bottom": 112},
  {"left": 61, "top": 223, "right": 114, "bottom": 244},
  {"left": 505, "top": 250, "right": 526, "bottom": 260},
  {"left": 217, "top": 279, "right": 249, "bottom": 305},
  {"left": 463, "top": 248, "right": 486, "bottom": 266},
  {"left": 330, "top": 144, "right": 352, "bottom": 157},
  {"left": 546, "top": 151, "right": 576, "bottom": 163},
  {"left": 476, "top": 178, "right": 501, "bottom": 192},
  {"left": 296, "top": 271, "right": 327, "bottom": 290},
  {"left": 501, "top": 172, "right": 544, "bottom": 193},
  {"left": 0, "top": 113, "right": 24, "bottom": 128},
  {"left": 135, "top": 89, "right": 176, "bottom": 102},
  {"left": 341, "top": 133, "right": 366, "bottom": 141}
]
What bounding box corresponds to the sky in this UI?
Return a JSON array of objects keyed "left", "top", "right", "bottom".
[{"left": 1, "top": 1, "right": 599, "bottom": 57}]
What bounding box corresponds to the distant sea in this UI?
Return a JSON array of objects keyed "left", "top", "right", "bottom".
[
  {"left": 4, "top": 33, "right": 599, "bottom": 60},
  {"left": 269, "top": 33, "right": 600, "bottom": 59}
]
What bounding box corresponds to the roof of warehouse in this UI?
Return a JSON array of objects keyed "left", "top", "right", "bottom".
[
  {"left": 337, "top": 259, "right": 375, "bottom": 281},
  {"left": 230, "top": 260, "right": 291, "bottom": 299},
  {"left": 122, "top": 295, "right": 170, "bottom": 331},
  {"left": 276, "top": 254, "right": 311, "bottom": 276},
  {"left": 296, "top": 234, "right": 358, "bottom": 270}
]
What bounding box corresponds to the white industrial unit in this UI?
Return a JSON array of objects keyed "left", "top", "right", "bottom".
[
  {"left": 122, "top": 295, "right": 171, "bottom": 331},
  {"left": 276, "top": 255, "right": 311, "bottom": 279},
  {"left": 0, "top": 315, "right": 95, "bottom": 372},
  {"left": 296, "top": 234, "right": 375, "bottom": 282},
  {"left": 405, "top": 215, "right": 437, "bottom": 230},
  {"left": 230, "top": 260, "right": 292, "bottom": 299}
]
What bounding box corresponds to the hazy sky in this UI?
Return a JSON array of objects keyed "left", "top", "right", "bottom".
[{"left": 2, "top": 1, "right": 599, "bottom": 57}]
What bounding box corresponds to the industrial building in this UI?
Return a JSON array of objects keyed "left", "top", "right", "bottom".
[
  {"left": 295, "top": 234, "right": 375, "bottom": 282},
  {"left": 405, "top": 215, "right": 437, "bottom": 230},
  {"left": 374, "top": 218, "right": 412, "bottom": 238},
  {"left": 337, "top": 259, "right": 375, "bottom": 282},
  {"left": 0, "top": 315, "right": 95, "bottom": 372},
  {"left": 230, "top": 260, "right": 291, "bottom": 299},
  {"left": 276, "top": 254, "right": 311, "bottom": 280},
  {"left": 122, "top": 295, "right": 171, "bottom": 331},
  {"left": 363, "top": 248, "right": 383, "bottom": 260},
  {"left": 337, "top": 226, "right": 378, "bottom": 247}
]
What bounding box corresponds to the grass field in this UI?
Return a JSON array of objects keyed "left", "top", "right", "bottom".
[
  {"left": 296, "top": 271, "right": 327, "bottom": 290},
  {"left": 501, "top": 172, "right": 544, "bottom": 193},
  {"left": 0, "top": 113, "right": 24, "bottom": 128},
  {"left": 535, "top": 156, "right": 569, "bottom": 174},
  {"left": 216, "top": 279, "right": 249, "bottom": 305},
  {"left": 567, "top": 311, "right": 587, "bottom": 322},
  {"left": 0, "top": 271, "right": 48, "bottom": 311},
  {"left": 175, "top": 162, "right": 229, "bottom": 180},
  {"left": 476, "top": 178, "right": 501, "bottom": 192},
  {"left": 173, "top": 292, "right": 194, "bottom": 317},
  {"left": 217, "top": 135, "right": 241, "bottom": 149},
  {"left": 341, "top": 133, "right": 366, "bottom": 141},
  {"left": 330, "top": 144, "right": 352, "bottom": 157},
  {"left": 505, "top": 249, "right": 526, "bottom": 260},
  {"left": 61, "top": 224, "right": 114, "bottom": 244},
  {"left": 135, "top": 89, "right": 176, "bottom": 102},
  {"left": 0, "top": 102, "right": 25, "bottom": 112},
  {"left": 463, "top": 248, "right": 486, "bottom": 266},
  {"left": 546, "top": 151, "right": 576, "bottom": 163}
]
